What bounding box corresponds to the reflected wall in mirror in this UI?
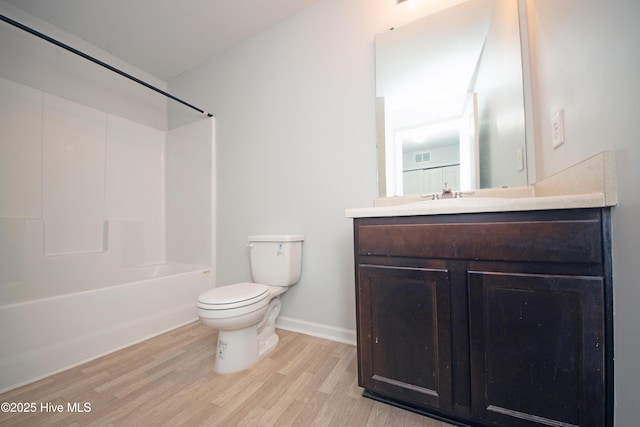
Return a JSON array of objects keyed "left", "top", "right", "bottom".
[{"left": 376, "top": 0, "right": 529, "bottom": 197}]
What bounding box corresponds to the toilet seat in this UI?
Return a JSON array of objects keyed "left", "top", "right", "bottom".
[{"left": 198, "top": 282, "right": 270, "bottom": 310}]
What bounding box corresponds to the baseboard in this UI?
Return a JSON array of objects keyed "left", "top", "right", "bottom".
[{"left": 276, "top": 316, "right": 356, "bottom": 346}]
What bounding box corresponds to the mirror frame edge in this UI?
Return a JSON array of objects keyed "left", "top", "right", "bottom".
[{"left": 518, "top": 0, "right": 537, "bottom": 185}]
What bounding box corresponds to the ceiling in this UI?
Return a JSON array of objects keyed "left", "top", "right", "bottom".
[{"left": 5, "top": 0, "right": 321, "bottom": 81}]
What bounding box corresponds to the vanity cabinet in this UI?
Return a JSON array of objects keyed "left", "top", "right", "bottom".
[{"left": 353, "top": 208, "right": 612, "bottom": 427}]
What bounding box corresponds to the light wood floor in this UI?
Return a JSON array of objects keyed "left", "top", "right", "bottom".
[{"left": 0, "top": 321, "right": 455, "bottom": 427}]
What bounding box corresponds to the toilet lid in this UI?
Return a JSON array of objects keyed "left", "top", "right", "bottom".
[{"left": 198, "top": 282, "right": 270, "bottom": 309}]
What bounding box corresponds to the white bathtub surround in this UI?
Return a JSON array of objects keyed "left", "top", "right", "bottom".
[
  {"left": 0, "top": 76, "right": 215, "bottom": 391},
  {"left": 0, "top": 77, "right": 166, "bottom": 270},
  {"left": 166, "top": 118, "right": 215, "bottom": 267},
  {"left": 42, "top": 94, "right": 107, "bottom": 255},
  {"left": 0, "top": 78, "right": 41, "bottom": 219},
  {"left": 0, "top": 220, "right": 196, "bottom": 304}
]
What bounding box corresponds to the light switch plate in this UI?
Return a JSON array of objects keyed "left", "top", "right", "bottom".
[{"left": 552, "top": 110, "right": 565, "bottom": 148}]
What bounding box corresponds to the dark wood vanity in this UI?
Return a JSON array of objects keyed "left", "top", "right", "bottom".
[{"left": 353, "top": 208, "right": 613, "bottom": 427}]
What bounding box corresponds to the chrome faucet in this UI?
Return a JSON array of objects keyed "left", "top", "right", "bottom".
[
  {"left": 441, "top": 183, "right": 454, "bottom": 199},
  {"left": 423, "top": 184, "right": 474, "bottom": 200}
]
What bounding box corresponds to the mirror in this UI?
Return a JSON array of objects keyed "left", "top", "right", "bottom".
[{"left": 376, "top": 0, "right": 529, "bottom": 197}]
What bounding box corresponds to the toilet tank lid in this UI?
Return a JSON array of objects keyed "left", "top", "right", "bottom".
[{"left": 248, "top": 234, "right": 304, "bottom": 242}]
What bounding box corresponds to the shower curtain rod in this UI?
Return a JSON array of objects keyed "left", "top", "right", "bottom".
[{"left": 1, "top": 14, "right": 213, "bottom": 118}]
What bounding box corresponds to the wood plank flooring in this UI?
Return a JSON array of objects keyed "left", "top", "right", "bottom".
[{"left": 0, "top": 321, "right": 454, "bottom": 426}]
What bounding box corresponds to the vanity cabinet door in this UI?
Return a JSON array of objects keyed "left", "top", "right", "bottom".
[
  {"left": 468, "top": 271, "right": 605, "bottom": 427},
  {"left": 357, "top": 264, "right": 453, "bottom": 412}
]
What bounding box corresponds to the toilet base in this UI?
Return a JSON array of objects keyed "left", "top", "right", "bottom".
[
  {"left": 214, "top": 326, "right": 259, "bottom": 374},
  {"left": 213, "top": 298, "right": 282, "bottom": 374}
]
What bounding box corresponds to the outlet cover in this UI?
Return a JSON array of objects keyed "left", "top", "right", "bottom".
[{"left": 552, "top": 110, "right": 565, "bottom": 148}]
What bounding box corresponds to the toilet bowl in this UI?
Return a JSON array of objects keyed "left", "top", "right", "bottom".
[{"left": 197, "top": 234, "right": 303, "bottom": 374}]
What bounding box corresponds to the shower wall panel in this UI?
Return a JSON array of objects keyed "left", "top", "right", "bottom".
[
  {"left": 42, "top": 93, "right": 106, "bottom": 255},
  {"left": 0, "top": 78, "right": 42, "bottom": 218},
  {"left": 105, "top": 115, "right": 166, "bottom": 264},
  {"left": 166, "top": 119, "right": 213, "bottom": 267}
]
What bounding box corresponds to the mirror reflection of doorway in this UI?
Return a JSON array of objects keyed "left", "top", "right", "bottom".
[
  {"left": 399, "top": 122, "right": 459, "bottom": 195},
  {"left": 376, "top": 0, "right": 528, "bottom": 196},
  {"left": 398, "top": 92, "right": 479, "bottom": 196}
]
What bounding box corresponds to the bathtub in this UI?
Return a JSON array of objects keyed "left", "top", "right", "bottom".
[{"left": 0, "top": 263, "right": 212, "bottom": 392}]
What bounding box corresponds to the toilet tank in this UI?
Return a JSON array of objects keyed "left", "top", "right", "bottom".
[{"left": 248, "top": 234, "right": 304, "bottom": 287}]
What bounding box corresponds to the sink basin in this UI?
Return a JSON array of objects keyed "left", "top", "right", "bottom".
[{"left": 404, "top": 197, "right": 511, "bottom": 207}]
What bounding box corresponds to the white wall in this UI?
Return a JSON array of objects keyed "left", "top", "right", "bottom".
[
  {"left": 169, "top": 0, "right": 468, "bottom": 340},
  {"left": 525, "top": 1, "right": 640, "bottom": 425}
]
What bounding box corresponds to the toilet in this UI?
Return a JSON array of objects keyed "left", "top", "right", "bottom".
[{"left": 197, "top": 234, "right": 304, "bottom": 374}]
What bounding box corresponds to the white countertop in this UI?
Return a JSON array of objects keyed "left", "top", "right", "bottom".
[
  {"left": 345, "top": 192, "right": 607, "bottom": 218},
  {"left": 345, "top": 151, "right": 617, "bottom": 219}
]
